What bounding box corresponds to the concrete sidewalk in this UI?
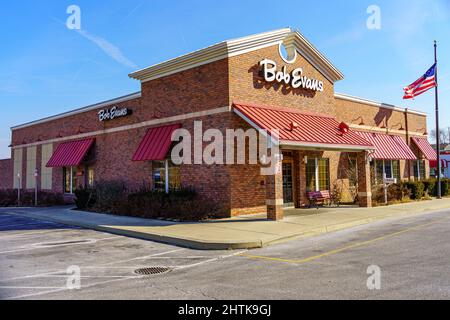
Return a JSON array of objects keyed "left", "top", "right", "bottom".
[{"left": 4, "top": 199, "right": 450, "bottom": 250}]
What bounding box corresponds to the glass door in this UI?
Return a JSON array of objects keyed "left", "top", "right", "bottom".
[{"left": 282, "top": 162, "right": 294, "bottom": 207}]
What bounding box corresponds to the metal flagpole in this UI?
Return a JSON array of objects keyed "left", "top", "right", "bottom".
[{"left": 435, "top": 40, "right": 442, "bottom": 199}]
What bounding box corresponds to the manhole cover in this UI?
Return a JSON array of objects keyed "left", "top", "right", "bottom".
[{"left": 134, "top": 267, "right": 172, "bottom": 276}]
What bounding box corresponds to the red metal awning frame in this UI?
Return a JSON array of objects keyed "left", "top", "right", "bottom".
[
  {"left": 46, "top": 138, "right": 95, "bottom": 168},
  {"left": 132, "top": 124, "right": 182, "bottom": 162},
  {"left": 233, "top": 102, "right": 374, "bottom": 151},
  {"left": 411, "top": 137, "right": 437, "bottom": 161},
  {"left": 355, "top": 131, "right": 417, "bottom": 160}
]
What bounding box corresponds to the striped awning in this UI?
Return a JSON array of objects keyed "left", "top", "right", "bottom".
[
  {"left": 46, "top": 138, "right": 95, "bottom": 168},
  {"left": 233, "top": 102, "right": 374, "bottom": 151},
  {"left": 355, "top": 131, "right": 417, "bottom": 160},
  {"left": 430, "top": 160, "right": 448, "bottom": 169},
  {"left": 132, "top": 124, "right": 182, "bottom": 161},
  {"left": 411, "top": 137, "right": 437, "bottom": 161}
]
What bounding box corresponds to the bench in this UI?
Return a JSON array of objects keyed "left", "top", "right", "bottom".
[{"left": 307, "top": 191, "right": 331, "bottom": 209}]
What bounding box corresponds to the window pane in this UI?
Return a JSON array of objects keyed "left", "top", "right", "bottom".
[
  {"left": 414, "top": 161, "right": 419, "bottom": 180},
  {"left": 88, "top": 167, "right": 95, "bottom": 187},
  {"left": 348, "top": 155, "right": 358, "bottom": 187},
  {"left": 420, "top": 161, "right": 426, "bottom": 180},
  {"left": 64, "top": 167, "right": 70, "bottom": 193},
  {"left": 169, "top": 163, "right": 181, "bottom": 191},
  {"left": 376, "top": 161, "right": 384, "bottom": 184},
  {"left": 384, "top": 161, "right": 393, "bottom": 179},
  {"left": 305, "top": 159, "right": 316, "bottom": 192},
  {"left": 153, "top": 161, "right": 166, "bottom": 192},
  {"left": 392, "top": 161, "right": 400, "bottom": 182},
  {"left": 318, "top": 159, "right": 330, "bottom": 191}
]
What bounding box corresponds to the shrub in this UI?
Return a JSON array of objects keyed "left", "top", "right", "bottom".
[
  {"left": 0, "top": 189, "right": 65, "bottom": 207},
  {"left": 403, "top": 181, "right": 425, "bottom": 200},
  {"left": 431, "top": 178, "right": 450, "bottom": 197},
  {"left": 93, "top": 180, "right": 128, "bottom": 213},
  {"left": 74, "top": 187, "right": 96, "bottom": 210},
  {"left": 423, "top": 179, "right": 436, "bottom": 197}
]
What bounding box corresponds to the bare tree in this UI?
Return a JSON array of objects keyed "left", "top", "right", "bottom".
[{"left": 430, "top": 128, "right": 450, "bottom": 145}]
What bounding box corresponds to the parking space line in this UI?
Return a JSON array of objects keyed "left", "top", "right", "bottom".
[{"left": 241, "top": 217, "right": 450, "bottom": 265}]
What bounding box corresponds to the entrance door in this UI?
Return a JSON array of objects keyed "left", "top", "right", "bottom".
[{"left": 282, "top": 162, "right": 294, "bottom": 207}]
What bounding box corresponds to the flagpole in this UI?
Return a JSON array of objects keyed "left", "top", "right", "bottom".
[{"left": 435, "top": 40, "right": 442, "bottom": 199}]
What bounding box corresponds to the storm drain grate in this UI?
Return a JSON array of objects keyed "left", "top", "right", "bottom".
[{"left": 134, "top": 267, "right": 172, "bottom": 276}]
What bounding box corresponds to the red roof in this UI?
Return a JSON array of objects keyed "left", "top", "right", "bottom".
[
  {"left": 132, "top": 124, "right": 182, "bottom": 161},
  {"left": 233, "top": 102, "right": 373, "bottom": 150},
  {"left": 411, "top": 137, "right": 437, "bottom": 161},
  {"left": 46, "top": 138, "right": 95, "bottom": 168},
  {"left": 355, "top": 131, "right": 416, "bottom": 160}
]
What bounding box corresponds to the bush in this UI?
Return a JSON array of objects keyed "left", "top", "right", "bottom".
[
  {"left": 93, "top": 180, "right": 128, "bottom": 213},
  {"left": 0, "top": 189, "right": 65, "bottom": 207},
  {"left": 74, "top": 187, "right": 96, "bottom": 210},
  {"left": 423, "top": 179, "right": 436, "bottom": 197},
  {"left": 74, "top": 182, "right": 223, "bottom": 221},
  {"left": 431, "top": 178, "right": 450, "bottom": 197},
  {"left": 403, "top": 181, "right": 425, "bottom": 200}
]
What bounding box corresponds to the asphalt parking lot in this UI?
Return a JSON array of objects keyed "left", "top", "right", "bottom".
[
  {"left": 2, "top": 208, "right": 450, "bottom": 300},
  {"left": 0, "top": 210, "right": 242, "bottom": 300}
]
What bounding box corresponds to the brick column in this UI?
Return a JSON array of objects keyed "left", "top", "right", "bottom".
[
  {"left": 357, "top": 152, "right": 372, "bottom": 208},
  {"left": 265, "top": 165, "right": 284, "bottom": 221}
]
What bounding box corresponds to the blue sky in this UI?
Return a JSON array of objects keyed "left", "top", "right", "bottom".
[{"left": 1, "top": 0, "right": 449, "bottom": 159}]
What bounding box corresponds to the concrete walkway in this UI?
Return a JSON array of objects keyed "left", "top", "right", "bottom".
[{"left": 3, "top": 199, "right": 450, "bottom": 250}]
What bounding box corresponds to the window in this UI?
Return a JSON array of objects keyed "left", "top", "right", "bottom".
[
  {"left": 63, "top": 167, "right": 78, "bottom": 194},
  {"left": 374, "top": 160, "right": 401, "bottom": 185},
  {"left": 348, "top": 155, "right": 358, "bottom": 188},
  {"left": 414, "top": 160, "right": 426, "bottom": 181},
  {"left": 306, "top": 157, "right": 330, "bottom": 192},
  {"left": 318, "top": 159, "right": 330, "bottom": 191},
  {"left": 87, "top": 167, "right": 95, "bottom": 187},
  {"left": 26, "top": 146, "right": 37, "bottom": 189},
  {"left": 153, "top": 160, "right": 181, "bottom": 193},
  {"left": 13, "top": 148, "right": 23, "bottom": 189},
  {"left": 41, "top": 144, "right": 53, "bottom": 190}
]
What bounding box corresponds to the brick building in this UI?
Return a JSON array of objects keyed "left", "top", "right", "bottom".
[{"left": 0, "top": 28, "right": 437, "bottom": 220}]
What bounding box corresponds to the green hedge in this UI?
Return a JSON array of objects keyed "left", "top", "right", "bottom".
[{"left": 74, "top": 181, "right": 223, "bottom": 221}]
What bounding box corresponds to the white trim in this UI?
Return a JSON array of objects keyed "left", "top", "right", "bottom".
[
  {"left": 335, "top": 92, "right": 427, "bottom": 116},
  {"left": 11, "top": 92, "right": 142, "bottom": 131},
  {"left": 129, "top": 28, "right": 345, "bottom": 84},
  {"left": 12, "top": 106, "right": 231, "bottom": 149},
  {"left": 280, "top": 140, "right": 374, "bottom": 152},
  {"left": 348, "top": 124, "right": 426, "bottom": 137}
]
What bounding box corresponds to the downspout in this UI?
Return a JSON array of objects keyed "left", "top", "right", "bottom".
[{"left": 405, "top": 108, "right": 411, "bottom": 182}]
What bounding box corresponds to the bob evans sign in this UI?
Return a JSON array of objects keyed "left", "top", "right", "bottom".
[
  {"left": 98, "top": 106, "right": 132, "bottom": 122},
  {"left": 259, "top": 59, "right": 324, "bottom": 92}
]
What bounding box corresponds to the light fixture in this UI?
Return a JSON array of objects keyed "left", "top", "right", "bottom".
[
  {"left": 352, "top": 116, "right": 365, "bottom": 126},
  {"left": 392, "top": 123, "right": 405, "bottom": 131}
]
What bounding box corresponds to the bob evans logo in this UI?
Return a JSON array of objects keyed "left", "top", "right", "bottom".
[
  {"left": 259, "top": 59, "right": 324, "bottom": 92},
  {"left": 98, "top": 106, "right": 132, "bottom": 122}
]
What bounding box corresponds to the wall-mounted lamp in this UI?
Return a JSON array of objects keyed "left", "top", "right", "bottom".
[
  {"left": 417, "top": 127, "right": 428, "bottom": 136},
  {"left": 289, "top": 122, "right": 299, "bottom": 132},
  {"left": 380, "top": 120, "right": 387, "bottom": 129},
  {"left": 392, "top": 123, "right": 405, "bottom": 131},
  {"left": 351, "top": 116, "right": 365, "bottom": 126}
]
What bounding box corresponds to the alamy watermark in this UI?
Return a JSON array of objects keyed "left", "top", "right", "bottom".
[
  {"left": 367, "top": 265, "right": 381, "bottom": 290},
  {"left": 367, "top": 5, "right": 382, "bottom": 30},
  {"left": 66, "top": 5, "right": 81, "bottom": 30},
  {"left": 170, "top": 121, "right": 282, "bottom": 176},
  {"left": 66, "top": 265, "right": 81, "bottom": 290}
]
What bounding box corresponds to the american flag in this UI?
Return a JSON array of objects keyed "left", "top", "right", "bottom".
[{"left": 403, "top": 64, "right": 437, "bottom": 99}]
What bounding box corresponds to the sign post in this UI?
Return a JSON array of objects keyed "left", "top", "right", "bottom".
[
  {"left": 34, "top": 168, "right": 39, "bottom": 207},
  {"left": 17, "top": 172, "right": 21, "bottom": 207},
  {"left": 383, "top": 174, "right": 397, "bottom": 205},
  {"left": 434, "top": 40, "right": 442, "bottom": 199}
]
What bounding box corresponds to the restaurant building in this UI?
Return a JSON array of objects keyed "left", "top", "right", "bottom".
[{"left": 0, "top": 28, "right": 437, "bottom": 220}]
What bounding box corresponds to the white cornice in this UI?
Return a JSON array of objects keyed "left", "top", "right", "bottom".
[
  {"left": 11, "top": 92, "right": 142, "bottom": 131},
  {"left": 129, "top": 28, "right": 345, "bottom": 84},
  {"left": 335, "top": 93, "right": 427, "bottom": 117}
]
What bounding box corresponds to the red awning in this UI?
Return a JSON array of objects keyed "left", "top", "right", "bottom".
[
  {"left": 233, "top": 102, "right": 373, "bottom": 150},
  {"left": 132, "top": 124, "right": 182, "bottom": 161},
  {"left": 411, "top": 137, "right": 437, "bottom": 161},
  {"left": 430, "top": 160, "right": 448, "bottom": 168},
  {"left": 355, "top": 131, "right": 417, "bottom": 160},
  {"left": 46, "top": 138, "right": 95, "bottom": 168}
]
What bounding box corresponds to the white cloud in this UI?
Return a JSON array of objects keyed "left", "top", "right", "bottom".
[{"left": 77, "top": 29, "right": 138, "bottom": 69}]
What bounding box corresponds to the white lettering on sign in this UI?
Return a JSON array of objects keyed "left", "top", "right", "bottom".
[
  {"left": 259, "top": 59, "right": 324, "bottom": 92},
  {"left": 98, "top": 106, "right": 131, "bottom": 122}
]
